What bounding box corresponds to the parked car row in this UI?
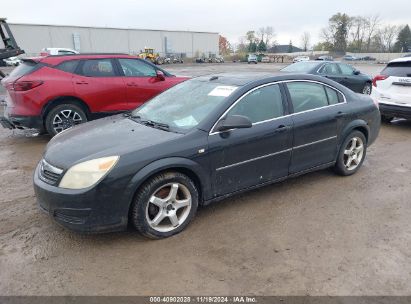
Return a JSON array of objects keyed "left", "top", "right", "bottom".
[{"left": 343, "top": 55, "right": 377, "bottom": 61}]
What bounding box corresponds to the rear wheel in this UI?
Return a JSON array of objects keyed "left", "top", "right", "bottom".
[
  {"left": 131, "top": 172, "right": 198, "bottom": 239},
  {"left": 45, "top": 104, "right": 87, "bottom": 136},
  {"left": 334, "top": 131, "right": 367, "bottom": 176}
]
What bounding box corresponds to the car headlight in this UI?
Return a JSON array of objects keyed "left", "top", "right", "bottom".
[{"left": 59, "top": 156, "right": 119, "bottom": 190}]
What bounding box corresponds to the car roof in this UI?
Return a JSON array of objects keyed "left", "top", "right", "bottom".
[
  {"left": 191, "top": 72, "right": 345, "bottom": 87},
  {"left": 35, "top": 53, "right": 137, "bottom": 65},
  {"left": 389, "top": 57, "right": 411, "bottom": 63},
  {"left": 193, "top": 73, "right": 281, "bottom": 86}
]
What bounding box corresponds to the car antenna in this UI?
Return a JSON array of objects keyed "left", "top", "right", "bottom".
[{"left": 209, "top": 76, "right": 218, "bottom": 81}]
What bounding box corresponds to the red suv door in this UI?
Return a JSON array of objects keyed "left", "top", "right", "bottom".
[
  {"left": 72, "top": 59, "right": 128, "bottom": 112},
  {"left": 116, "top": 58, "right": 185, "bottom": 109}
]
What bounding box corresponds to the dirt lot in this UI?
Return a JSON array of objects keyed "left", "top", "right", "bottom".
[{"left": 1, "top": 63, "right": 411, "bottom": 296}]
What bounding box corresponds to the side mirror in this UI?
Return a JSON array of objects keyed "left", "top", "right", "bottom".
[
  {"left": 216, "top": 115, "right": 252, "bottom": 132},
  {"left": 353, "top": 70, "right": 360, "bottom": 75},
  {"left": 156, "top": 70, "right": 165, "bottom": 81}
]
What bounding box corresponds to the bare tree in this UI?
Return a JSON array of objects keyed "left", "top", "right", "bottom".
[
  {"left": 257, "top": 27, "right": 265, "bottom": 44},
  {"left": 365, "top": 15, "right": 380, "bottom": 51},
  {"left": 301, "top": 32, "right": 311, "bottom": 51},
  {"left": 350, "top": 16, "right": 367, "bottom": 51},
  {"left": 374, "top": 25, "right": 399, "bottom": 52},
  {"left": 264, "top": 26, "right": 275, "bottom": 47}
]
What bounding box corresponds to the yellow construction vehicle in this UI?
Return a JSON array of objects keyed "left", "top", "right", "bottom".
[{"left": 138, "top": 48, "right": 162, "bottom": 64}]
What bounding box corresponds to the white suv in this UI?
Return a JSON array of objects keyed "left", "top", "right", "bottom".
[{"left": 371, "top": 57, "right": 411, "bottom": 121}]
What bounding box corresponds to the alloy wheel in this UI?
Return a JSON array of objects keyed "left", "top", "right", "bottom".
[
  {"left": 343, "top": 137, "right": 364, "bottom": 171},
  {"left": 145, "top": 183, "right": 192, "bottom": 232},
  {"left": 52, "top": 109, "right": 83, "bottom": 133}
]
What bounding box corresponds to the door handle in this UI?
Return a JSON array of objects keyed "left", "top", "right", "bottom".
[
  {"left": 127, "top": 82, "right": 138, "bottom": 87},
  {"left": 75, "top": 80, "right": 88, "bottom": 84},
  {"left": 274, "top": 125, "right": 290, "bottom": 133},
  {"left": 335, "top": 111, "right": 345, "bottom": 118}
]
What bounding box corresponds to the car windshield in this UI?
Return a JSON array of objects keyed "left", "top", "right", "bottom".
[
  {"left": 281, "top": 61, "right": 319, "bottom": 73},
  {"left": 132, "top": 79, "right": 238, "bottom": 131}
]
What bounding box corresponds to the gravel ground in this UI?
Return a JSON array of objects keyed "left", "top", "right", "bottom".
[{"left": 1, "top": 62, "right": 411, "bottom": 296}]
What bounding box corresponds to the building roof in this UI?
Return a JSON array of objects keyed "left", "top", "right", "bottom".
[{"left": 9, "top": 22, "right": 219, "bottom": 35}]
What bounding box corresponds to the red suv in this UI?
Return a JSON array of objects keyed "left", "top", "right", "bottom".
[{"left": 0, "top": 54, "right": 188, "bottom": 135}]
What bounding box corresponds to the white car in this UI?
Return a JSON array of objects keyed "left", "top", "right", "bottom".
[
  {"left": 371, "top": 57, "right": 411, "bottom": 122},
  {"left": 3, "top": 56, "right": 21, "bottom": 66},
  {"left": 261, "top": 56, "right": 270, "bottom": 63},
  {"left": 293, "top": 56, "right": 310, "bottom": 63},
  {"left": 40, "top": 48, "right": 79, "bottom": 56},
  {"left": 248, "top": 54, "right": 258, "bottom": 64}
]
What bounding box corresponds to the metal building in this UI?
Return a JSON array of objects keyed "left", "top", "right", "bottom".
[{"left": 8, "top": 23, "right": 219, "bottom": 58}]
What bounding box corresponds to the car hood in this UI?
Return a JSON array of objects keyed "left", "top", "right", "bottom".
[{"left": 44, "top": 115, "right": 183, "bottom": 168}]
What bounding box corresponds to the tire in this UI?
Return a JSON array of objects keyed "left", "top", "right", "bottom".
[
  {"left": 334, "top": 131, "right": 367, "bottom": 176},
  {"left": 45, "top": 104, "right": 87, "bottom": 136},
  {"left": 381, "top": 115, "right": 394, "bottom": 123},
  {"left": 131, "top": 171, "right": 199, "bottom": 239},
  {"left": 362, "top": 82, "right": 372, "bottom": 95}
]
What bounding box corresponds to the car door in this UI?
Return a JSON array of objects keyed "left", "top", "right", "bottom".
[
  {"left": 72, "top": 58, "right": 128, "bottom": 112},
  {"left": 318, "top": 63, "right": 344, "bottom": 83},
  {"left": 208, "top": 83, "right": 293, "bottom": 196},
  {"left": 285, "top": 81, "right": 344, "bottom": 174},
  {"left": 116, "top": 58, "right": 183, "bottom": 109},
  {"left": 338, "top": 63, "right": 362, "bottom": 92}
]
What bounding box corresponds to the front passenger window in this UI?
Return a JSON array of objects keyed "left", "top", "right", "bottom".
[
  {"left": 287, "top": 82, "right": 328, "bottom": 113},
  {"left": 227, "top": 84, "right": 284, "bottom": 123},
  {"left": 118, "top": 59, "right": 157, "bottom": 77}
]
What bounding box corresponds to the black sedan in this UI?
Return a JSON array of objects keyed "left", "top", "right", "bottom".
[
  {"left": 281, "top": 61, "right": 373, "bottom": 95},
  {"left": 34, "top": 73, "right": 381, "bottom": 239}
]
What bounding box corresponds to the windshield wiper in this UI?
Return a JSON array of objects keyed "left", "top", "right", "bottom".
[{"left": 141, "top": 119, "right": 170, "bottom": 131}]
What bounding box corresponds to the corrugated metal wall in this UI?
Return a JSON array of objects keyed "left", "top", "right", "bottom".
[{"left": 9, "top": 23, "right": 219, "bottom": 58}]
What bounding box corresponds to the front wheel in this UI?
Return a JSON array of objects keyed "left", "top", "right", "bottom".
[
  {"left": 334, "top": 131, "right": 367, "bottom": 176},
  {"left": 45, "top": 104, "right": 87, "bottom": 136},
  {"left": 362, "top": 83, "right": 372, "bottom": 95},
  {"left": 131, "top": 172, "right": 199, "bottom": 239}
]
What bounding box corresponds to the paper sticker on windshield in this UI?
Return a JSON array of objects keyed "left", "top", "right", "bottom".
[
  {"left": 174, "top": 115, "right": 198, "bottom": 127},
  {"left": 208, "top": 86, "right": 237, "bottom": 97}
]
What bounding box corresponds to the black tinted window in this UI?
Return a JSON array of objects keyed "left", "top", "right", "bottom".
[
  {"left": 339, "top": 63, "right": 355, "bottom": 75},
  {"left": 382, "top": 61, "right": 411, "bottom": 77},
  {"left": 287, "top": 82, "right": 328, "bottom": 113},
  {"left": 325, "top": 87, "right": 340, "bottom": 105},
  {"left": 80, "top": 59, "right": 115, "bottom": 77},
  {"left": 58, "top": 50, "right": 76, "bottom": 55},
  {"left": 118, "top": 59, "right": 157, "bottom": 77},
  {"left": 56, "top": 60, "right": 79, "bottom": 73},
  {"left": 8, "top": 61, "right": 38, "bottom": 78},
  {"left": 228, "top": 84, "right": 284, "bottom": 123},
  {"left": 319, "top": 63, "right": 341, "bottom": 75}
]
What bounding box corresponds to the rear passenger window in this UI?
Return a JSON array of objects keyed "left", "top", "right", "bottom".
[
  {"left": 325, "top": 86, "right": 340, "bottom": 105},
  {"left": 80, "top": 59, "right": 115, "bottom": 77},
  {"left": 227, "top": 84, "right": 284, "bottom": 123},
  {"left": 56, "top": 60, "right": 79, "bottom": 74},
  {"left": 287, "top": 82, "right": 328, "bottom": 113}
]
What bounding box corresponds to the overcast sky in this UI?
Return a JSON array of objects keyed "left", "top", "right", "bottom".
[{"left": 3, "top": 0, "right": 410, "bottom": 47}]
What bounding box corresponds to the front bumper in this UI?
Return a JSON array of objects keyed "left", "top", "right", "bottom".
[
  {"left": 33, "top": 163, "right": 129, "bottom": 233},
  {"left": 379, "top": 102, "right": 411, "bottom": 119}
]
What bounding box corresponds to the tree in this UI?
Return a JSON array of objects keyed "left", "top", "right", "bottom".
[
  {"left": 301, "top": 32, "right": 311, "bottom": 51},
  {"left": 288, "top": 40, "right": 293, "bottom": 53},
  {"left": 374, "top": 25, "right": 399, "bottom": 52},
  {"left": 264, "top": 26, "right": 275, "bottom": 47},
  {"left": 219, "top": 35, "right": 232, "bottom": 55},
  {"left": 394, "top": 25, "right": 411, "bottom": 52},
  {"left": 313, "top": 41, "right": 333, "bottom": 51},
  {"left": 365, "top": 15, "right": 380, "bottom": 51},
  {"left": 257, "top": 40, "right": 267, "bottom": 52},
  {"left": 329, "top": 13, "right": 352, "bottom": 53}
]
